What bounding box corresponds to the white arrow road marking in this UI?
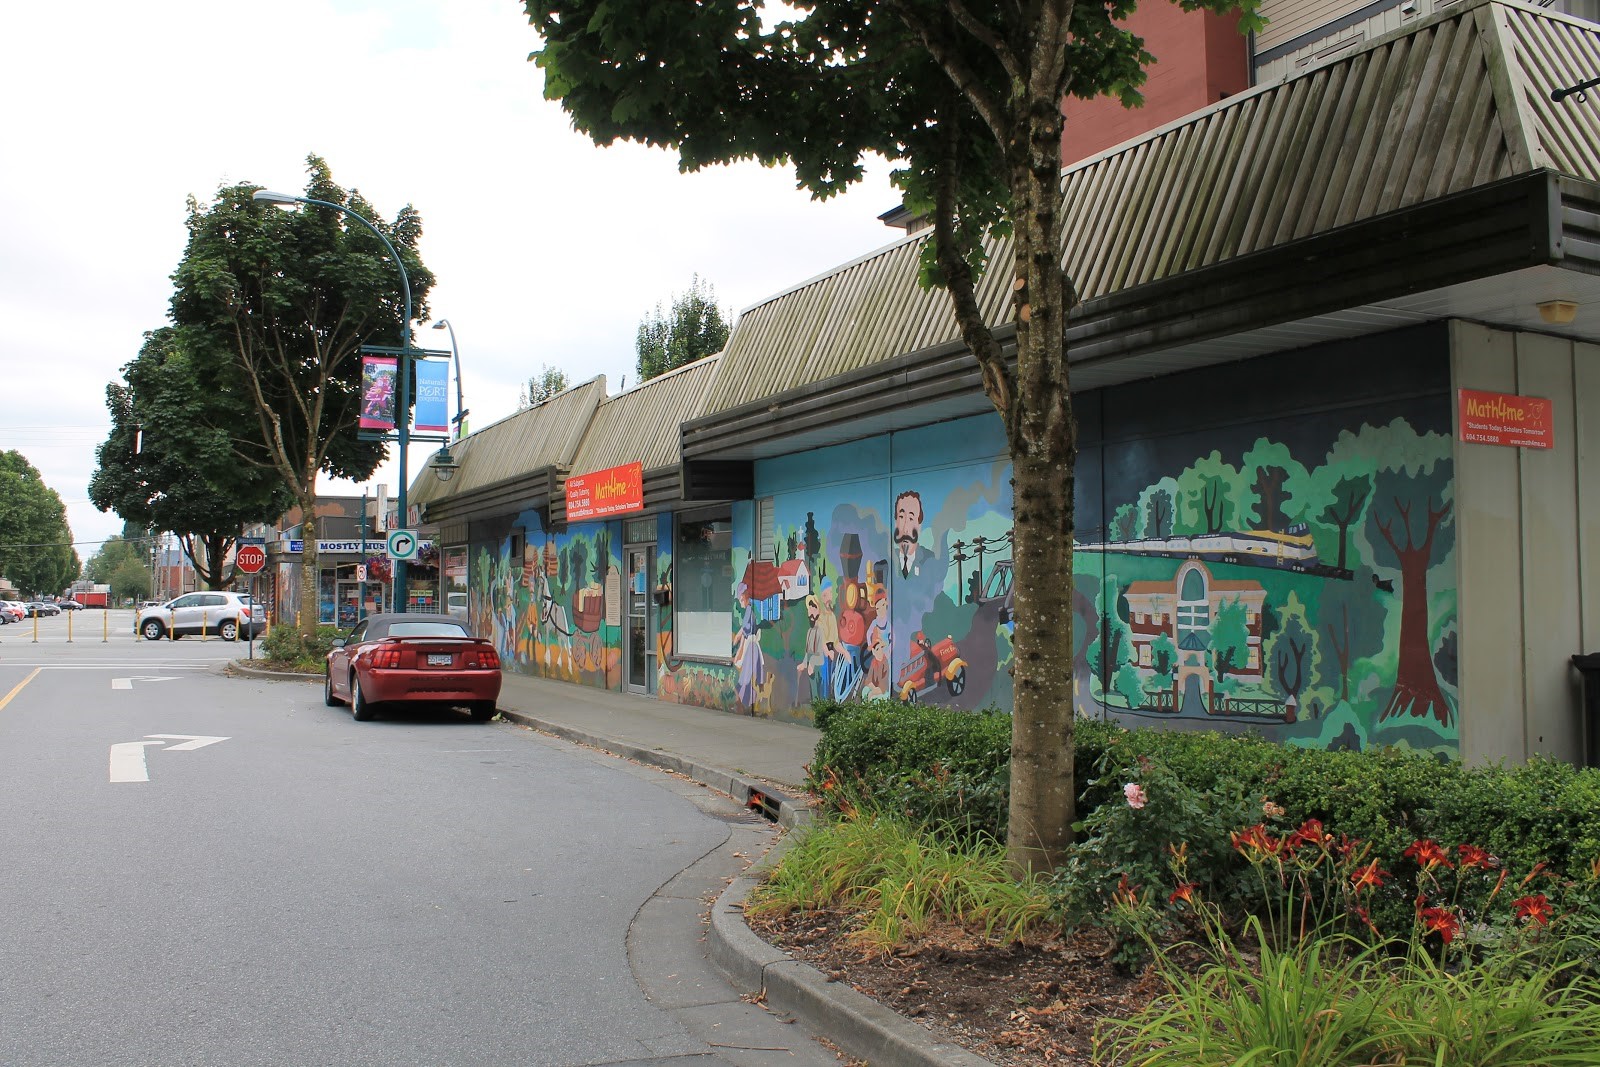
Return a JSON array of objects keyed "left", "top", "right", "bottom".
[
  {"left": 109, "top": 735, "right": 231, "bottom": 782},
  {"left": 144, "top": 734, "right": 230, "bottom": 751},
  {"left": 111, "top": 676, "right": 182, "bottom": 690},
  {"left": 109, "top": 741, "right": 165, "bottom": 783}
]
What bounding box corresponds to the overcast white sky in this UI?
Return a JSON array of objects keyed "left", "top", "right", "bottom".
[{"left": 1, "top": 0, "right": 903, "bottom": 563}]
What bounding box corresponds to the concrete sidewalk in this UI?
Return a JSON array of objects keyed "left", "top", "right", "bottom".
[{"left": 493, "top": 672, "right": 821, "bottom": 826}]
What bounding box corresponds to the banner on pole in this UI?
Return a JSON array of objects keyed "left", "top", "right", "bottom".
[
  {"left": 360, "top": 356, "right": 398, "bottom": 430},
  {"left": 415, "top": 359, "right": 449, "bottom": 433}
]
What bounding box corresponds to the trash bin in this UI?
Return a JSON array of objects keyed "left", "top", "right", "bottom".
[{"left": 1571, "top": 654, "right": 1600, "bottom": 768}]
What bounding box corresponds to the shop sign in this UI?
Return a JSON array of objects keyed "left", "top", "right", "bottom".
[
  {"left": 1457, "top": 389, "right": 1554, "bottom": 449},
  {"left": 280, "top": 539, "right": 433, "bottom": 555},
  {"left": 566, "top": 461, "right": 644, "bottom": 520}
]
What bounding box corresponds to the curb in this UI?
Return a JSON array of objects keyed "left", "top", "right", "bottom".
[
  {"left": 494, "top": 707, "right": 815, "bottom": 831},
  {"left": 227, "top": 659, "right": 321, "bottom": 683},
  {"left": 708, "top": 873, "right": 993, "bottom": 1067}
]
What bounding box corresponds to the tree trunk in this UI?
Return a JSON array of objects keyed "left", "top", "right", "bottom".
[{"left": 296, "top": 475, "right": 321, "bottom": 638}]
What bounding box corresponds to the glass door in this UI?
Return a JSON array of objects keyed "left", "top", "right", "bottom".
[{"left": 625, "top": 545, "right": 656, "bottom": 694}]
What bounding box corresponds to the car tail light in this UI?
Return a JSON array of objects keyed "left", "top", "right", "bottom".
[
  {"left": 467, "top": 647, "right": 500, "bottom": 669},
  {"left": 240, "top": 607, "right": 251, "bottom": 621},
  {"left": 368, "top": 646, "right": 403, "bottom": 669}
]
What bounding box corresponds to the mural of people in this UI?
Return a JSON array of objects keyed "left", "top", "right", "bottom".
[
  {"left": 798, "top": 590, "right": 840, "bottom": 700},
  {"left": 860, "top": 626, "right": 891, "bottom": 700},
  {"left": 734, "top": 582, "right": 768, "bottom": 713},
  {"left": 892, "top": 490, "right": 934, "bottom": 578}
]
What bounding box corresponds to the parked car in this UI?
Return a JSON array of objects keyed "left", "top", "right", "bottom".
[
  {"left": 1, "top": 602, "right": 24, "bottom": 623},
  {"left": 136, "top": 592, "right": 262, "bottom": 641},
  {"left": 25, "top": 601, "right": 60, "bottom": 618},
  {"left": 324, "top": 613, "right": 501, "bottom": 723},
  {"left": 56, "top": 599, "right": 84, "bottom": 610}
]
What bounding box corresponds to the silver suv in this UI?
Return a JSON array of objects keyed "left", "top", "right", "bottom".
[{"left": 136, "top": 592, "right": 263, "bottom": 641}]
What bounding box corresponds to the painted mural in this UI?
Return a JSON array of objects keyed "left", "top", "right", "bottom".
[
  {"left": 736, "top": 396, "right": 1456, "bottom": 754},
  {"left": 1082, "top": 414, "right": 1457, "bottom": 756},
  {"left": 737, "top": 427, "right": 1021, "bottom": 723},
  {"left": 470, "top": 511, "right": 625, "bottom": 690}
]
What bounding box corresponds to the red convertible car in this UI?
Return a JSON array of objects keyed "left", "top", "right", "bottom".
[{"left": 324, "top": 613, "right": 502, "bottom": 722}]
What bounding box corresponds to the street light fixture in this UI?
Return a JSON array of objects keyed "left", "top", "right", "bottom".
[
  {"left": 430, "top": 445, "right": 460, "bottom": 483},
  {"left": 252, "top": 187, "right": 416, "bottom": 613},
  {"left": 431, "top": 319, "right": 469, "bottom": 439}
]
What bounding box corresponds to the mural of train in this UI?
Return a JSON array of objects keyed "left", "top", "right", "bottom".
[{"left": 1079, "top": 523, "right": 1352, "bottom": 579}]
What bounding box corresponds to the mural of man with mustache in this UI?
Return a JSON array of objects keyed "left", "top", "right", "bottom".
[{"left": 894, "top": 490, "right": 935, "bottom": 579}]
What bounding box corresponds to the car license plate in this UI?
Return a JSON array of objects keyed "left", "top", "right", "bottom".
[{"left": 427, "top": 653, "right": 452, "bottom": 666}]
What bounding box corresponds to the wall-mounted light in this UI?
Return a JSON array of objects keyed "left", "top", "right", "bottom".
[{"left": 1538, "top": 299, "right": 1579, "bottom": 325}]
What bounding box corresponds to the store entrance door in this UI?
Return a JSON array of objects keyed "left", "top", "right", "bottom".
[
  {"left": 336, "top": 581, "right": 385, "bottom": 628},
  {"left": 625, "top": 545, "right": 656, "bottom": 695}
]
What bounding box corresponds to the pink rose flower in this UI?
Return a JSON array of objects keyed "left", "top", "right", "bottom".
[{"left": 1124, "top": 782, "right": 1148, "bottom": 810}]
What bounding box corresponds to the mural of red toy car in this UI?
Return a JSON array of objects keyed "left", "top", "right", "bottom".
[{"left": 898, "top": 630, "right": 967, "bottom": 702}]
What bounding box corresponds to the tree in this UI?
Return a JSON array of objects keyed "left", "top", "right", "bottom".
[
  {"left": 635, "top": 275, "right": 731, "bottom": 383},
  {"left": 167, "top": 155, "right": 434, "bottom": 636},
  {"left": 519, "top": 364, "right": 571, "bottom": 408},
  {"left": 529, "top": 0, "right": 1260, "bottom": 873},
  {"left": 0, "top": 451, "right": 79, "bottom": 596},
  {"left": 89, "top": 327, "right": 292, "bottom": 590},
  {"left": 85, "top": 534, "right": 145, "bottom": 586},
  {"left": 110, "top": 556, "right": 153, "bottom": 606}
]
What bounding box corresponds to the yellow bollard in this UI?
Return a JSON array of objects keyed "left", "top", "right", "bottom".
[
  {"left": 67, "top": 610, "right": 73, "bottom": 643},
  {"left": 201, "top": 609, "right": 209, "bottom": 641},
  {"left": 31, "top": 612, "right": 38, "bottom": 643},
  {"left": 103, "top": 609, "right": 109, "bottom": 643}
]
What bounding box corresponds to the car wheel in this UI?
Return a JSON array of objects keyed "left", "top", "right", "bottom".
[
  {"left": 140, "top": 619, "right": 166, "bottom": 641},
  {"left": 351, "top": 676, "right": 378, "bottom": 721},
  {"left": 470, "top": 702, "right": 498, "bottom": 723},
  {"left": 219, "top": 620, "right": 239, "bottom": 641},
  {"left": 323, "top": 670, "right": 342, "bottom": 707}
]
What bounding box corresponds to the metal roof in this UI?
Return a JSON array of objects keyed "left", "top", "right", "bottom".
[
  {"left": 568, "top": 355, "right": 720, "bottom": 476},
  {"left": 406, "top": 376, "right": 606, "bottom": 509},
  {"left": 697, "top": 0, "right": 1600, "bottom": 418}
]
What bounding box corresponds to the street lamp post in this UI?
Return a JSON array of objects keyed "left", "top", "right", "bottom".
[
  {"left": 431, "top": 320, "right": 469, "bottom": 440},
  {"left": 252, "top": 188, "right": 416, "bottom": 613}
]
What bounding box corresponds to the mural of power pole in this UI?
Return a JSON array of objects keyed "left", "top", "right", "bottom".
[
  {"left": 951, "top": 539, "right": 969, "bottom": 602},
  {"left": 972, "top": 535, "right": 988, "bottom": 591}
]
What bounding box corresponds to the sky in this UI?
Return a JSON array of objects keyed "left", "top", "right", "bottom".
[{"left": 0, "top": 0, "right": 904, "bottom": 565}]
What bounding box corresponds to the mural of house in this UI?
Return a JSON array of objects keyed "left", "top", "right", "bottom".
[{"left": 402, "top": 0, "right": 1600, "bottom": 769}]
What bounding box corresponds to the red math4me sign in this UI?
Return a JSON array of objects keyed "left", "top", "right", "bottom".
[
  {"left": 566, "top": 461, "right": 644, "bottom": 520},
  {"left": 1457, "top": 389, "right": 1554, "bottom": 450}
]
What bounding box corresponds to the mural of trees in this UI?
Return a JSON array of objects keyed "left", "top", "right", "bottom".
[
  {"left": 1265, "top": 592, "right": 1320, "bottom": 705},
  {"left": 1368, "top": 463, "right": 1454, "bottom": 726}
]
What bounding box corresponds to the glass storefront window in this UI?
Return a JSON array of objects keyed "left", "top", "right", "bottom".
[
  {"left": 674, "top": 513, "right": 733, "bottom": 659},
  {"left": 443, "top": 547, "right": 468, "bottom": 617}
]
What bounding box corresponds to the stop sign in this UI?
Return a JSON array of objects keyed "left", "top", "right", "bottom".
[{"left": 236, "top": 544, "right": 267, "bottom": 574}]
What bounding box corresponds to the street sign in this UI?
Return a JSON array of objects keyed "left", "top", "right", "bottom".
[
  {"left": 387, "top": 529, "right": 419, "bottom": 561},
  {"left": 236, "top": 544, "right": 267, "bottom": 574}
]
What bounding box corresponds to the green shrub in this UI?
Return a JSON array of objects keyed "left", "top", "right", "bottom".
[
  {"left": 261, "top": 624, "right": 342, "bottom": 671},
  {"left": 261, "top": 624, "right": 305, "bottom": 664},
  {"left": 809, "top": 703, "right": 1600, "bottom": 897}
]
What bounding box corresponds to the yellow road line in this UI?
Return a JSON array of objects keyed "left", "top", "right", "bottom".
[{"left": 0, "top": 668, "right": 42, "bottom": 712}]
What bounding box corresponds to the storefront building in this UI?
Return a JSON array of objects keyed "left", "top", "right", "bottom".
[
  {"left": 245, "top": 497, "right": 439, "bottom": 628},
  {"left": 411, "top": 1, "right": 1600, "bottom": 766}
]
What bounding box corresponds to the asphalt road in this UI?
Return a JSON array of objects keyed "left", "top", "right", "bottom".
[{"left": 0, "top": 614, "right": 801, "bottom": 1066}]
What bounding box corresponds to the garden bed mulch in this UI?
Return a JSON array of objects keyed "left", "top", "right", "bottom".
[{"left": 746, "top": 908, "right": 1167, "bottom": 1065}]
